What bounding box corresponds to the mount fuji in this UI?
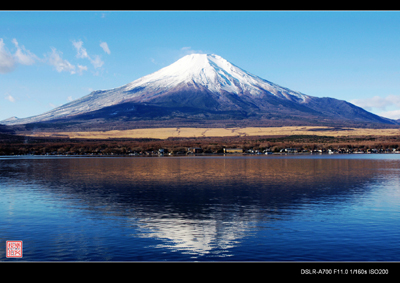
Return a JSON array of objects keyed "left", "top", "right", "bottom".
[{"left": 2, "top": 53, "right": 397, "bottom": 129}]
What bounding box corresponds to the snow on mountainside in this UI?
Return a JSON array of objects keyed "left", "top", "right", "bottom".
[
  {"left": 1, "top": 116, "right": 20, "bottom": 122},
  {"left": 1, "top": 54, "right": 311, "bottom": 125}
]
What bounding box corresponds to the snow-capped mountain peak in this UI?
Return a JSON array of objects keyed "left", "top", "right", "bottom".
[{"left": 124, "top": 53, "right": 308, "bottom": 100}]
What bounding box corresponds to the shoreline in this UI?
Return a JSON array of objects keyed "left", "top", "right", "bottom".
[{"left": 2, "top": 151, "right": 400, "bottom": 157}]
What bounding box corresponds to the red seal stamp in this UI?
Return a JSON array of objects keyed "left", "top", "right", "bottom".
[{"left": 6, "top": 241, "right": 23, "bottom": 258}]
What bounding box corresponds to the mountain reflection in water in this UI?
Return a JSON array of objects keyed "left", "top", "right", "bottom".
[{"left": 1, "top": 155, "right": 399, "bottom": 260}]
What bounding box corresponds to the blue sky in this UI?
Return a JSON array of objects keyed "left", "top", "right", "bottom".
[{"left": 2, "top": 11, "right": 400, "bottom": 121}]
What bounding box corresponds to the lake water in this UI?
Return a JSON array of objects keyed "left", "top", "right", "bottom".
[{"left": 1, "top": 154, "right": 400, "bottom": 262}]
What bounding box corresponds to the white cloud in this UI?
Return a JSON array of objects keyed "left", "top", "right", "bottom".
[
  {"left": 72, "top": 40, "right": 89, "bottom": 59},
  {"left": 350, "top": 94, "right": 400, "bottom": 120},
  {"left": 0, "top": 38, "right": 105, "bottom": 76},
  {"left": 377, "top": 109, "right": 400, "bottom": 120},
  {"left": 12, "top": 38, "right": 38, "bottom": 65},
  {"left": 350, "top": 94, "right": 400, "bottom": 111},
  {"left": 0, "top": 38, "right": 16, "bottom": 73},
  {"left": 0, "top": 38, "right": 40, "bottom": 74},
  {"left": 47, "top": 47, "right": 76, "bottom": 74},
  {"left": 67, "top": 96, "right": 74, "bottom": 102},
  {"left": 72, "top": 40, "right": 104, "bottom": 69},
  {"left": 100, "top": 42, "right": 110, "bottom": 54},
  {"left": 180, "top": 46, "right": 205, "bottom": 56},
  {"left": 5, "top": 94, "right": 15, "bottom": 102},
  {"left": 77, "top": 64, "right": 88, "bottom": 75},
  {"left": 89, "top": 54, "right": 104, "bottom": 69}
]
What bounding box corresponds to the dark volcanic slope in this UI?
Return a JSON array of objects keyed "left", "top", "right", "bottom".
[
  {"left": 25, "top": 93, "right": 396, "bottom": 132},
  {"left": 52, "top": 86, "right": 396, "bottom": 126}
]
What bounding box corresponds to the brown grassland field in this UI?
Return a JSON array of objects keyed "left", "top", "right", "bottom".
[
  {"left": 27, "top": 126, "right": 400, "bottom": 140},
  {"left": 1, "top": 125, "right": 400, "bottom": 155}
]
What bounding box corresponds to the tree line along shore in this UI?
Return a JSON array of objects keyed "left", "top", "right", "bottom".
[{"left": 1, "top": 133, "right": 400, "bottom": 156}]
